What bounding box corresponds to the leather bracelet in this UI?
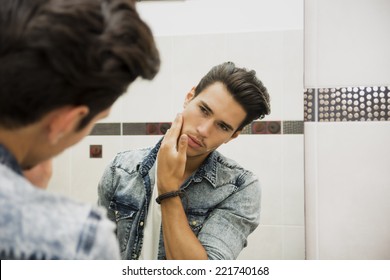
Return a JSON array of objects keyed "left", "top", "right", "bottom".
[{"left": 155, "top": 190, "right": 184, "bottom": 204}]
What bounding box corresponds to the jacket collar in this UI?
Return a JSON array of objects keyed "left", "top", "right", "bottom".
[
  {"left": 0, "top": 144, "right": 23, "bottom": 175},
  {"left": 138, "top": 137, "right": 218, "bottom": 187}
]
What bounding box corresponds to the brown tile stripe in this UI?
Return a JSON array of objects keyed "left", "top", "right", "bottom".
[
  {"left": 90, "top": 121, "right": 303, "bottom": 136},
  {"left": 123, "top": 122, "right": 171, "bottom": 135},
  {"left": 89, "top": 123, "right": 121, "bottom": 135}
]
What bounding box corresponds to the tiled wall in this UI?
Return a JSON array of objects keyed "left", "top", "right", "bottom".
[
  {"left": 304, "top": 0, "right": 390, "bottom": 259},
  {"left": 304, "top": 84, "right": 390, "bottom": 259},
  {"left": 304, "top": 85, "right": 390, "bottom": 259}
]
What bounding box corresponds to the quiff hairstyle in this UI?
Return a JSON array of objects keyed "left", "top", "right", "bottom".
[{"left": 194, "top": 62, "right": 271, "bottom": 131}]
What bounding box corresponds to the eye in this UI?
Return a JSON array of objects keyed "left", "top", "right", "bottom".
[
  {"left": 199, "top": 105, "right": 209, "bottom": 116},
  {"left": 218, "top": 123, "right": 229, "bottom": 131}
]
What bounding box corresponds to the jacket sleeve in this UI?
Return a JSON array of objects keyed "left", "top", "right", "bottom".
[
  {"left": 77, "top": 208, "right": 121, "bottom": 260},
  {"left": 97, "top": 157, "right": 118, "bottom": 224},
  {"left": 197, "top": 173, "right": 261, "bottom": 260}
]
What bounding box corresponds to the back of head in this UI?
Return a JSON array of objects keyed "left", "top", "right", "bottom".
[
  {"left": 0, "top": 0, "right": 160, "bottom": 129},
  {"left": 194, "top": 62, "right": 271, "bottom": 131}
]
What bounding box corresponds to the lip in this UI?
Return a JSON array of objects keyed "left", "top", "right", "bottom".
[{"left": 188, "top": 135, "right": 203, "bottom": 148}]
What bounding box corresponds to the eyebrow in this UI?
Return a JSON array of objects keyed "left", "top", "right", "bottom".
[{"left": 200, "top": 101, "right": 235, "bottom": 132}]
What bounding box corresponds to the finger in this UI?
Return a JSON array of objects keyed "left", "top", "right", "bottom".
[
  {"left": 164, "top": 113, "right": 183, "bottom": 144},
  {"left": 177, "top": 134, "right": 188, "bottom": 157},
  {"left": 169, "top": 113, "right": 183, "bottom": 133}
]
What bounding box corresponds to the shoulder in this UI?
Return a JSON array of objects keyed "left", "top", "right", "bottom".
[
  {"left": 109, "top": 147, "right": 152, "bottom": 174},
  {"left": 212, "top": 151, "right": 259, "bottom": 187},
  {"left": 41, "top": 194, "right": 119, "bottom": 259},
  {"left": 0, "top": 170, "right": 118, "bottom": 259},
  {"left": 200, "top": 151, "right": 260, "bottom": 192},
  {"left": 213, "top": 151, "right": 245, "bottom": 170}
]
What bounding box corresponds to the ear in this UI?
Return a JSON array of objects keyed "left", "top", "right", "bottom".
[
  {"left": 47, "top": 106, "right": 89, "bottom": 144},
  {"left": 224, "top": 130, "right": 241, "bottom": 144},
  {"left": 183, "top": 87, "right": 196, "bottom": 108}
]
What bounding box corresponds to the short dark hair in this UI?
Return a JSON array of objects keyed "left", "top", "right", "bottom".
[
  {"left": 194, "top": 62, "right": 271, "bottom": 131},
  {"left": 0, "top": 0, "right": 160, "bottom": 130}
]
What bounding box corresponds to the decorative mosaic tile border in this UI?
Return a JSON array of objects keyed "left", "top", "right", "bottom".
[
  {"left": 305, "top": 86, "right": 390, "bottom": 122},
  {"left": 283, "top": 121, "right": 304, "bottom": 134},
  {"left": 304, "top": 88, "right": 316, "bottom": 122},
  {"left": 90, "top": 120, "right": 304, "bottom": 136}
]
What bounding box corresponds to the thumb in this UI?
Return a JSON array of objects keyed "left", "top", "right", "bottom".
[{"left": 177, "top": 134, "right": 188, "bottom": 155}]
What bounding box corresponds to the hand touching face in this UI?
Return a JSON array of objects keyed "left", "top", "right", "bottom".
[{"left": 157, "top": 114, "right": 188, "bottom": 194}]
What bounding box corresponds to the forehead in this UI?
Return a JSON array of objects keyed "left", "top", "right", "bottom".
[{"left": 194, "top": 82, "right": 246, "bottom": 129}]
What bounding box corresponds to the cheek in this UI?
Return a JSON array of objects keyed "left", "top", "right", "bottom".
[
  {"left": 182, "top": 105, "right": 194, "bottom": 117},
  {"left": 181, "top": 108, "right": 196, "bottom": 126}
]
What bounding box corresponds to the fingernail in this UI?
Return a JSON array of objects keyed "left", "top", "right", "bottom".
[{"left": 180, "top": 134, "right": 188, "bottom": 143}]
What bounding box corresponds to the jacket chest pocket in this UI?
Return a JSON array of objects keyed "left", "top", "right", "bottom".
[
  {"left": 187, "top": 209, "right": 210, "bottom": 236},
  {"left": 109, "top": 201, "right": 138, "bottom": 252}
]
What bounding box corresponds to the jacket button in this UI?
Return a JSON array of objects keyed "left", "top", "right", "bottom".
[
  {"left": 140, "top": 221, "right": 144, "bottom": 226},
  {"left": 191, "top": 221, "right": 197, "bottom": 226}
]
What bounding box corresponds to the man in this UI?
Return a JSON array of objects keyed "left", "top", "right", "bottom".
[
  {"left": 0, "top": 0, "right": 160, "bottom": 259},
  {"left": 98, "top": 62, "right": 271, "bottom": 260}
]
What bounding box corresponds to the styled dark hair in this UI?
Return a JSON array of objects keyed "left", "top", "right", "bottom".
[
  {"left": 0, "top": 0, "right": 160, "bottom": 130},
  {"left": 194, "top": 62, "right": 271, "bottom": 131}
]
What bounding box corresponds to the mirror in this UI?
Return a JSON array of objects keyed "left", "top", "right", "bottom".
[{"left": 48, "top": 0, "right": 304, "bottom": 260}]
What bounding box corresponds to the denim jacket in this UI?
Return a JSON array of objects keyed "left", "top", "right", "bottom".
[
  {"left": 0, "top": 144, "right": 120, "bottom": 260},
  {"left": 98, "top": 139, "right": 261, "bottom": 260}
]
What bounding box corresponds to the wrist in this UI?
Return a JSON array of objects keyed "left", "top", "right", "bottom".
[
  {"left": 156, "top": 190, "right": 184, "bottom": 204},
  {"left": 157, "top": 183, "right": 180, "bottom": 195}
]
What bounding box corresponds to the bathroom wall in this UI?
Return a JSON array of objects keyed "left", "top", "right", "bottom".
[
  {"left": 304, "top": 0, "right": 390, "bottom": 259},
  {"left": 47, "top": 0, "right": 304, "bottom": 260}
]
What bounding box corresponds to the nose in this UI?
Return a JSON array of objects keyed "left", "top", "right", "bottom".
[{"left": 196, "top": 119, "right": 213, "bottom": 137}]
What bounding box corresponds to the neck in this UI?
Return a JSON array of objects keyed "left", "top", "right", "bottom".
[
  {"left": 0, "top": 130, "right": 25, "bottom": 164},
  {"left": 183, "top": 152, "right": 211, "bottom": 181},
  {"left": 0, "top": 125, "right": 43, "bottom": 169}
]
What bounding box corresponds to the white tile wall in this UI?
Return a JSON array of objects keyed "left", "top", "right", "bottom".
[
  {"left": 121, "top": 135, "right": 162, "bottom": 152},
  {"left": 239, "top": 225, "right": 283, "bottom": 259},
  {"left": 305, "top": 0, "right": 390, "bottom": 88},
  {"left": 227, "top": 32, "right": 284, "bottom": 120},
  {"left": 138, "top": 0, "right": 303, "bottom": 36},
  {"left": 305, "top": 0, "right": 390, "bottom": 260},
  {"left": 73, "top": 136, "right": 123, "bottom": 204},
  {"left": 47, "top": 150, "right": 71, "bottom": 198},
  {"left": 282, "top": 135, "right": 305, "bottom": 226},
  {"left": 283, "top": 226, "right": 305, "bottom": 259},
  {"left": 120, "top": 37, "right": 176, "bottom": 123},
  {"left": 283, "top": 31, "right": 304, "bottom": 121},
  {"left": 305, "top": 122, "right": 390, "bottom": 259},
  {"left": 303, "top": 122, "right": 319, "bottom": 259},
  {"left": 171, "top": 34, "right": 229, "bottom": 111}
]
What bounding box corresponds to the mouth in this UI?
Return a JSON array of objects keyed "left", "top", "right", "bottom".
[{"left": 187, "top": 135, "right": 203, "bottom": 148}]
